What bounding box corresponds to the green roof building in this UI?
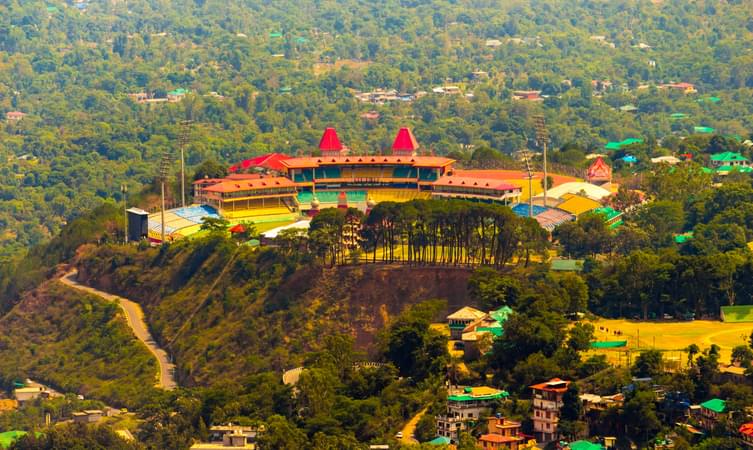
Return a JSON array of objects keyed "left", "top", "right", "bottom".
[
  {"left": 670, "top": 113, "right": 689, "bottom": 120},
  {"left": 427, "top": 436, "right": 451, "bottom": 445},
  {"left": 694, "top": 126, "right": 715, "bottom": 134},
  {"left": 701, "top": 398, "right": 726, "bottom": 413},
  {"left": 710, "top": 152, "right": 749, "bottom": 170},
  {"left": 568, "top": 441, "right": 605, "bottom": 450},
  {"left": 605, "top": 138, "right": 643, "bottom": 151}
]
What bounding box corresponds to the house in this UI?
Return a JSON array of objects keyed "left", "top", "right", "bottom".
[
  {"left": 579, "top": 393, "right": 624, "bottom": 413},
  {"left": 739, "top": 422, "right": 753, "bottom": 448},
  {"left": 718, "top": 364, "right": 749, "bottom": 385},
  {"left": 659, "top": 82, "right": 697, "bottom": 94},
  {"left": 512, "top": 90, "right": 542, "bottom": 101},
  {"left": 360, "top": 111, "right": 380, "bottom": 121},
  {"left": 436, "top": 386, "right": 508, "bottom": 442},
  {"left": 5, "top": 111, "right": 26, "bottom": 122},
  {"left": 485, "top": 39, "right": 502, "bottom": 48},
  {"left": 698, "top": 398, "right": 726, "bottom": 430},
  {"left": 710, "top": 152, "right": 749, "bottom": 168},
  {"left": 461, "top": 307, "right": 512, "bottom": 360},
  {"left": 478, "top": 415, "right": 527, "bottom": 449},
  {"left": 190, "top": 425, "right": 259, "bottom": 449},
  {"left": 72, "top": 410, "right": 103, "bottom": 424},
  {"left": 650, "top": 156, "right": 681, "bottom": 165},
  {"left": 447, "top": 306, "right": 487, "bottom": 339},
  {"left": 167, "top": 88, "right": 188, "bottom": 102},
  {"left": 531, "top": 378, "right": 571, "bottom": 443},
  {"left": 13, "top": 386, "right": 52, "bottom": 403}
]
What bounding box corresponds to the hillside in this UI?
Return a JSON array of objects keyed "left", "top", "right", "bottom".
[
  {"left": 0, "top": 279, "right": 159, "bottom": 409},
  {"left": 75, "top": 235, "right": 474, "bottom": 386}
]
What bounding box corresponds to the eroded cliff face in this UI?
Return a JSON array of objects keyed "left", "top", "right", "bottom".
[{"left": 76, "top": 242, "right": 474, "bottom": 386}]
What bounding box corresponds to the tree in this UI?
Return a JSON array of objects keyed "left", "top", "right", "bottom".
[
  {"left": 731, "top": 345, "right": 753, "bottom": 368},
  {"left": 192, "top": 160, "right": 227, "bottom": 181},
  {"left": 200, "top": 217, "right": 230, "bottom": 233},
  {"left": 383, "top": 300, "right": 448, "bottom": 381},
  {"left": 558, "top": 384, "right": 585, "bottom": 440},
  {"left": 467, "top": 268, "right": 521, "bottom": 310},
  {"left": 686, "top": 344, "right": 700, "bottom": 368},
  {"left": 567, "top": 323, "right": 595, "bottom": 352},
  {"left": 256, "top": 415, "right": 307, "bottom": 450},
  {"left": 632, "top": 349, "right": 663, "bottom": 378},
  {"left": 11, "top": 423, "right": 142, "bottom": 450},
  {"left": 621, "top": 390, "right": 661, "bottom": 447},
  {"left": 635, "top": 200, "right": 685, "bottom": 247}
]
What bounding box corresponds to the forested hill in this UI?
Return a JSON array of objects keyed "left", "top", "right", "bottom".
[
  {"left": 74, "top": 235, "right": 474, "bottom": 386},
  {"left": 4, "top": 0, "right": 753, "bottom": 260}
]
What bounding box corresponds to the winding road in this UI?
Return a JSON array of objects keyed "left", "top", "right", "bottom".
[{"left": 60, "top": 270, "right": 177, "bottom": 390}]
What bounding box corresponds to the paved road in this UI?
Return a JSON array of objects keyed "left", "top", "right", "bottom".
[
  {"left": 60, "top": 270, "right": 177, "bottom": 390},
  {"left": 399, "top": 406, "right": 426, "bottom": 445}
]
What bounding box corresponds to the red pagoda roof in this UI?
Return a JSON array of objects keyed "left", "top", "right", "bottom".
[
  {"left": 319, "top": 127, "right": 343, "bottom": 151},
  {"left": 587, "top": 156, "right": 611, "bottom": 181},
  {"left": 392, "top": 127, "right": 419, "bottom": 152}
]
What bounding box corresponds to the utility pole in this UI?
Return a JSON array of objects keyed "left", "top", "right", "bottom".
[
  {"left": 520, "top": 148, "right": 534, "bottom": 217},
  {"left": 121, "top": 184, "right": 128, "bottom": 243},
  {"left": 534, "top": 115, "right": 550, "bottom": 208},
  {"left": 178, "top": 120, "right": 193, "bottom": 208},
  {"left": 159, "top": 151, "right": 171, "bottom": 244}
]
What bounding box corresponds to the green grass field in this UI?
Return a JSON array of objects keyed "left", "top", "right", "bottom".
[{"left": 587, "top": 318, "right": 753, "bottom": 367}]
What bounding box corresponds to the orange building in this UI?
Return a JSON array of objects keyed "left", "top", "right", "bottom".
[{"left": 479, "top": 415, "right": 526, "bottom": 449}]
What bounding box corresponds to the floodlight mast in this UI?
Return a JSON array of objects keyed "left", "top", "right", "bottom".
[
  {"left": 159, "top": 152, "right": 171, "bottom": 243},
  {"left": 534, "top": 115, "right": 550, "bottom": 208},
  {"left": 520, "top": 148, "right": 534, "bottom": 218},
  {"left": 178, "top": 120, "right": 193, "bottom": 208}
]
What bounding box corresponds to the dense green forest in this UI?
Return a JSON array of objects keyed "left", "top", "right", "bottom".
[{"left": 4, "top": 0, "right": 753, "bottom": 261}]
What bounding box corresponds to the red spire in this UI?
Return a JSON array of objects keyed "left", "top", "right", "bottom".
[
  {"left": 319, "top": 127, "right": 343, "bottom": 152},
  {"left": 392, "top": 128, "right": 419, "bottom": 154}
]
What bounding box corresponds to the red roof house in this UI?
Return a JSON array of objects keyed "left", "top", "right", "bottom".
[
  {"left": 230, "top": 153, "right": 291, "bottom": 173},
  {"left": 392, "top": 128, "right": 419, "bottom": 156}
]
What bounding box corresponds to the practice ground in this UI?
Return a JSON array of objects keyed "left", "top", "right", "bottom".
[{"left": 587, "top": 318, "right": 753, "bottom": 367}]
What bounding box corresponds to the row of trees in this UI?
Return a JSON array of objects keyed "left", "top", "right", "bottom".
[{"left": 297, "top": 200, "right": 549, "bottom": 268}]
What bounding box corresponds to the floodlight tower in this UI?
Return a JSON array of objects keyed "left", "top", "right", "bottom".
[
  {"left": 520, "top": 148, "right": 534, "bottom": 218},
  {"left": 121, "top": 184, "right": 128, "bottom": 243},
  {"left": 534, "top": 115, "right": 550, "bottom": 208},
  {"left": 158, "top": 151, "right": 172, "bottom": 243},
  {"left": 178, "top": 120, "right": 194, "bottom": 208}
]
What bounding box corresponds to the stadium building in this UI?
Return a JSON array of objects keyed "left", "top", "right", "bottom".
[{"left": 141, "top": 127, "right": 612, "bottom": 243}]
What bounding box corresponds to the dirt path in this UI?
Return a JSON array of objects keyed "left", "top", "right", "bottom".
[
  {"left": 399, "top": 407, "right": 427, "bottom": 445},
  {"left": 60, "top": 269, "right": 177, "bottom": 390}
]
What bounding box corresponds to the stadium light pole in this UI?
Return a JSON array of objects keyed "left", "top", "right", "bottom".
[
  {"left": 159, "top": 151, "right": 171, "bottom": 244},
  {"left": 121, "top": 184, "right": 128, "bottom": 243},
  {"left": 520, "top": 147, "right": 534, "bottom": 218},
  {"left": 178, "top": 120, "right": 193, "bottom": 208},
  {"left": 534, "top": 115, "right": 550, "bottom": 208}
]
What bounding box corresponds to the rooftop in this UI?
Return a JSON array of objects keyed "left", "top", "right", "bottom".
[
  {"left": 711, "top": 151, "right": 748, "bottom": 162},
  {"left": 203, "top": 177, "right": 295, "bottom": 194},
  {"left": 530, "top": 378, "right": 571, "bottom": 393},
  {"left": 280, "top": 155, "right": 455, "bottom": 169},
  {"left": 448, "top": 386, "right": 508, "bottom": 402},
  {"left": 700, "top": 398, "right": 726, "bottom": 413},
  {"left": 447, "top": 306, "right": 487, "bottom": 321},
  {"left": 433, "top": 176, "right": 519, "bottom": 192}
]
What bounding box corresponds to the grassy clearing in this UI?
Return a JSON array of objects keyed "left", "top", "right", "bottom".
[{"left": 586, "top": 318, "right": 753, "bottom": 367}]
